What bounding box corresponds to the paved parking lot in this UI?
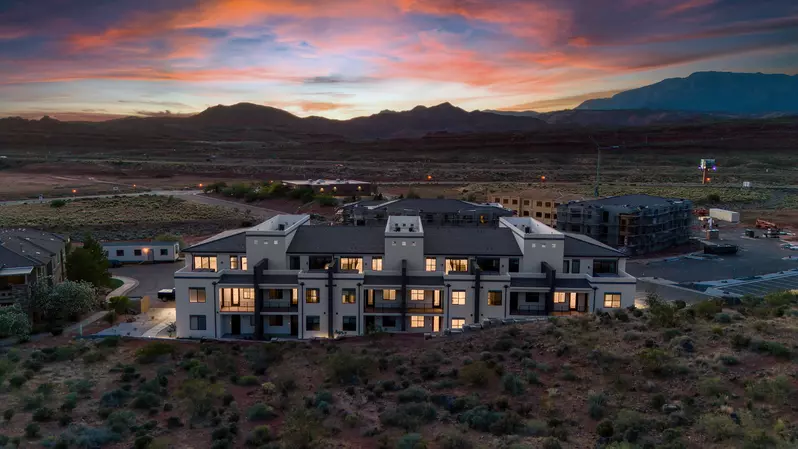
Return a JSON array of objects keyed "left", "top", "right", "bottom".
[
  {"left": 703, "top": 271, "right": 798, "bottom": 297},
  {"left": 110, "top": 261, "right": 182, "bottom": 308}
]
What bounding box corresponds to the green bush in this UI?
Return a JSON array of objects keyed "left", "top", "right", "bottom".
[
  {"left": 25, "top": 422, "right": 40, "bottom": 438},
  {"left": 713, "top": 313, "right": 731, "bottom": 323},
  {"left": 397, "top": 387, "right": 428, "bottom": 403},
  {"left": 459, "top": 361, "right": 492, "bottom": 387},
  {"left": 132, "top": 392, "right": 161, "bottom": 409},
  {"left": 326, "top": 352, "right": 371, "bottom": 385},
  {"left": 9, "top": 374, "right": 26, "bottom": 388},
  {"left": 32, "top": 407, "right": 55, "bottom": 422},
  {"left": 613, "top": 409, "right": 649, "bottom": 436},
  {"left": 596, "top": 420, "right": 614, "bottom": 437},
  {"left": 106, "top": 410, "right": 136, "bottom": 434},
  {"left": 699, "top": 377, "right": 729, "bottom": 397},
  {"left": 100, "top": 388, "right": 131, "bottom": 408},
  {"left": 108, "top": 296, "right": 131, "bottom": 314},
  {"left": 745, "top": 375, "right": 795, "bottom": 403},
  {"left": 380, "top": 403, "right": 437, "bottom": 431},
  {"left": 749, "top": 339, "right": 791, "bottom": 359},
  {"left": 716, "top": 354, "right": 739, "bottom": 366},
  {"left": 696, "top": 414, "right": 742, "bottom": 442},
  {"left": 692, "top": 300, "right": 723, "bottom": 320},
  {"left": 245, "top": 424, "right": 272, "bottom": 446},
  {"left": 437, "top": 432, "right": 472, "bottom": 449},
  {"left": 638, "top": 348, "right": 674, "bottom": 376},
  {"left": 61, "top": 393, "right": 79, "bottom": 411},
  {"left": 501, "top": 373, "right": 524, "bottom": 396},
  {"left": 246, "top": 403, "right": 276, "bottom": 421},
  {"left": 3, "top": 409, "right": 14, "bottom": 421},
  {"left": 135, "top": 342, "right": 176, "bottom": 364},
  {"left": 645, "top": 294, "right": 681, "bottom": 328},
  {"left": 396, "top": 433, "right": 427, "bottom": 449},
  {"left": 458, "top": 407, "right": 525, "bottom": 435},
  {"left": 50, "top": 199, "right": 67, "bottom": 208},
  {"left": 237, "top": 375, "right": 260, "bottom": 386},
  {"left": 587, "top": 392, "right": 607, "bottom": 420}
]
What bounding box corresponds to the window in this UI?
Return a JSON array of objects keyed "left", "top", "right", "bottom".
[
  {"left": 494, "top": 197, "right": 500, "bottom": 202},
  {"left": 289, "top": 256, "right": 300, "bottom": 270},
  {"left": 545, "top": 202, "right": 551, "bottom": 207},
  {"left": 190, "top": 315, "right": 206, "bottom": 330},
  {"left": 488, "top": 291, "right": 502, "bottom": 306},
  {"left": 410, "top": 290, "right": 425, "bottom": 301},
  {"left": 268, "top": 289, "right": 283, "bottom": 300},
  {"left": 116, "top": 249, "right": 124, "bottom": 257},
  {"left": 309, "top": 256, "right": 332, "bottom": 270},
  {"left": 342, "top": 316, "right": 357, "bottom": 331},
  {"left": 193, "top": 256, "right": 217, "bottom": 271},
  {"left": 476, "top": 257, "right": 500, "bottom": 273},
  {"left": 502, "top": 199, "right": 509, "bottom": 204},
  {"left": 536, "top": 201, "right": 543, "bottom": 207},
  {"left": 594, "top": 259, "right": 618, "bottom": 275},
  {"left": 571, "top": 260, "right": 581, "bottom": 274},
  {"left": 523, "top": 211, "right": 529, "bottom": 216},
  {"left": 340, "top": 257, "right": 362, "bottom": 272},
  {"left": 134, "top": 249, "right": 142, "bottom": 256},
  {"left": 242, "top": 289, "right": 253, "bottom": 300},
  {"left": 562, "top": 260, "right": 570, "bottom": 274},
  {"left": 241, "top": 257, "right": 248, "bottom": 270},
  {"left": 371, "top": 257, "right": 383, "bottom": 271},
  {"left": 189, "top": 288, "right": 206, "bottom": 303},
  {"left": 604, "top": 293, "right": 621, "bottom": 308},
  {"left": 554, "top": 292, "right": 566, "bottom": 303},
  {"left": 523, "top": 200, "right": 530, "bottom": 205},
  {"left": 342, "top": 288, "right": 356, "bottom": 304},
  {"left": 383, "top": 289, "right": 396, "bottom": 301},
  {"left": 160, "top": 249, "right": 168, "bottom": 256},
  {"left": 306, "top": 316, "right": 320, "bottom": 331},
  {"left": 544, "top": 213, "right": 551, "bottom": 219},
  {"left": 509, "top": 258, "right": 520, "bottom": 273},
  {"left": 305, "top": 289, "right": 320, "bottom": 303},
  {"left": 536, "top": 212, "right": 542, "bottom": 217},
  {"left": 451, "top": 318, "right": 465, "bottom": 330},
  {"left": 411, "top": 316, "right": 425, "bottom": 328},
  {"left": 268, "top": 315, "right": 283, "bottom": 326},
  {"left": 425, "top": 257, "right": 437, "bottom": 272},
  {"left": 230, "top": 256, "right": 238, "bottom": 270},
  {"left": 383, "top": 316, "right": 397, "bottom": 328},
  {"left": 512, "top": 199, "right": 518, "bottom": 205},
  {"left": 446, "top": 259, "right": 468, "bottom": 273},
  {"left": 452, "top": 290, "right": 466, "bottom": 305}
]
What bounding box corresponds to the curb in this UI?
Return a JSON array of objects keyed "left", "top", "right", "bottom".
[{"left": 106, "top": 276, "right": 139, "bottom": 300}]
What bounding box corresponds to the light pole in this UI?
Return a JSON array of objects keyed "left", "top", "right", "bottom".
[{"left": 589, "top": 137, "right": 618, "bottom": 197}]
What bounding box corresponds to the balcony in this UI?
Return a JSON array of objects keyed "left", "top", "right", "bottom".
[
  {"left": 363, "top": 303, "right": 443, "bottom": 314},
  {"left": 262, "top": 300, "right": 298, "bottom": 313},
  {"left": 219, "top": 304, "right": 254, "bottom": 313}
]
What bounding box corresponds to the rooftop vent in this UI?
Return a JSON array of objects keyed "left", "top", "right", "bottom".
[
  {"left": 525, "top": 226, "right": 531, "bottom": 233},
  {"left": 277, "top": 224, "right": 285, "bottom": 231}
]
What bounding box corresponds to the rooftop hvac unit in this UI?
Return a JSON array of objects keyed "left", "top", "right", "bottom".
[
  {"left": 525, "top": 226, "right": 531, "bottom": 233},
  {"left": 277, "top": 224, "right": 285, "bottom": 231}
]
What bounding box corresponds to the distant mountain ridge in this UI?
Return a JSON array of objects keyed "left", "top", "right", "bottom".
[{"left": 577, "top": 71, "right": 798, "bottom": 114}]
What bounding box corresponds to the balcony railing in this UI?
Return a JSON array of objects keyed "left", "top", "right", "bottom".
[
  {"left": 364, "top": 304, "right": 443, "bottom": 314},
  {"left": 263, "top": 300, "right": 298, "bottom": 313},
  {"left": 219, "top": 305, "right": 255, "bottom": 313}
]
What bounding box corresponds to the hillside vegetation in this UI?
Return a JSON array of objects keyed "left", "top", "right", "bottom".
[{"left": 0, "top": 293, "right": 797, "bottom": 448}]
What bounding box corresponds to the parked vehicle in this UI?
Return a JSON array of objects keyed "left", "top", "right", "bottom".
[
  {"left": 108, "top": 260, "right": 123, "bottom": 268},
  {"left": 157, "top": 288, "right": 176, "bottom": 302}
]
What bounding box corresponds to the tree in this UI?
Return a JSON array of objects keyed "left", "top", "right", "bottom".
[
  {"left": 67, "top": 234, "right": 111, "bottom": 288},
  {"left": 0, "top": 305, "right": 32, "bottom": 341},
  {"left": 17, "top": 279, "right": 97, "bottom": 327}
]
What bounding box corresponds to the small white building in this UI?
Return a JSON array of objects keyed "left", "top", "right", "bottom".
[{"left": 103, "top": 241, "right": 180, "bottom": 264}]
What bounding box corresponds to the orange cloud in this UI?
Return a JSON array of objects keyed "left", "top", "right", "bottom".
[{"left": 499, "top": 90, "right": 624, "bottom": 112}]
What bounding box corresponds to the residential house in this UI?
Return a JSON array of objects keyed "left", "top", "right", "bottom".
[{"left": 0, "top": 229, "right": 68, "bottom": 304}]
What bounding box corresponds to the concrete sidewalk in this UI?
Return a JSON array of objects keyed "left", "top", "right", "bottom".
[{"left": 106, "top": 276, "right": 139, "bottom": 300}]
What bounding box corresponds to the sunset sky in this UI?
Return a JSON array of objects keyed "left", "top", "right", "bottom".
[{"left": 1, "top": 0, "right": 797, "bottom": 121}]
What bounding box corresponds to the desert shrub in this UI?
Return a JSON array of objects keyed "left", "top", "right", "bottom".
[
  {"left": 745, "top": 376, "right": 795, "bottom": 403},
  {"left": 437, "top": 432, "right": 472, "bottom": 449},
  {"left": 459, "top": 361, "right": 492, "bottom": 387},
  {"left": 32, "top": 407, "right": 55, "bottom": 422},
  {"left": 525, "top": 370, "right": 541, "bottom": 385},
  {"left": 597, "top": 420, "right": 614, "bottom": 437},
  {"left": 9, "top": 374, "right": 26, "bottom": 388},
  {"left": 662, "top": 329, "right": 681, "bottom": 341},
  {"left": 23, "top": 394, "right": 45, "bottom": 411},
  {"left": 327, "top": 352, "right": 371, "bottom": 385},
  {"left": 244, "top": 344, "right": 282, "bottom": 375},
  {"left": 245, "top": 425, "right": 272, "bottom": 446},
  {"left": 50, "top": 199, "right": 67, "bottom": 208},
  {"left": 645, "top": 295, "right": 680, "bottom": 328},
  {"left": 177, "top": 379, "right": 224, "bottom": 419},
  {"left": 587, "top": 392, "right": 607, "bottom": 420},
  {"left": 132, "top": 392, "right": 161, "bottom": 409},
  {"left": 614, "top": 309, "right": 630, "bottom": 322},
  {"left": 167, "top": 417, "right": 183, "bottom": 428},
  {"left": 61, "top": 424, "right": 121, "bottom": 448},
  {"left": 731, "top": 334, "right": 751, "bottom": 349},
  {"left": 764, "top": 291, "right": 794, "bottom": 307},
  {"left": 398, "top": 387, "right": 429, "bottom": 403},
  {"left": 237, "top": 375, "right": 260, "bottom": 386},
  {"left": 748, "top": 339, "right": 791, "bottom": 359},
  {"left": 541, "top": 438, "right": 562, "bottom": 449},
  {"left": 247, "top": 403, "right": 276, "bottom": 421},
  {"left": 106, "top": 410, "right": 136, "bottom": 434},
  {"left": 696, "top": 414, "right": 742, "bottom": 441},
  {"left": 61, "top": 393, "right": 78, "bottom": 411},
  {"left": 699, "top": 377, "right": 729, "bottom": 397},
  {"left": 613, "top": 409, "right": 650, "bottom": 436},
  {"left": 692, "top": 300, "right": 723, "bottom": 320},
  {"left": 716, "top": 354, "right": 739, "bottom": 366},
  {"left": 281, "top": 408, "right": 320, "bottom": 449},
  {"left": 83, "top": 351, "right": 106, "bottom": 364},
  {"left": 100, "top": 388, "right": 131, "bottom": 408},
  {"left": 713, "top": 313, "right": 731, "bottom": 324},
  {"left": 459, "top": 407, "right": 525, "bottom": 435},
  {"left": 25, "top": 422, "right": 40, "bottom": 438},
  {"left": 108, "top": 296, "right": 131, "bottom": 314},
  {"left": 135, "top": 342, "right": 176, "bottom": 364},
  {"left": 501, "top": 373, "right": 524, "bottom": 396},
  {"left": 380, "top": 403, "right": 437, "bottom": 431},
  {"left": 396, "top": 433, "right": 427, "bottom": 449},
  {"left": 134, "top": 435, "right": 153, "bottom": 449},
  {"left": 638, "top": 348, "right": 675, "bottom": 376},
  {"left": 4, "top": 409, "right": 14, "bottom": 421}
]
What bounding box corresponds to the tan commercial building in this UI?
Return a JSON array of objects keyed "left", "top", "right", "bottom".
[{"left": 491, "top": 192, "right": 583, "bottom": 226}]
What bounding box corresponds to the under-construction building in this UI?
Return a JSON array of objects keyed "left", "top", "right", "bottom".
[
  {"left": 555, "top": 194, "right": 693, "bottom": 255},
  {"left": 338, "top": 198, "right": 513, "bottom": 226}
]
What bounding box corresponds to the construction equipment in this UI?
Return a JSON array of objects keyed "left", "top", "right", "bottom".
[
  {"left": 755, "top": 219, "right": 781, "bottom": 238},
  {"left": 693, "top": 208, "right": 709, "bottom": 217}
]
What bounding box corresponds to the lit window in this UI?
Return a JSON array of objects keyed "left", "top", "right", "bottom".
[
  {"left": 451, "top": 290, "right": 466, "bottom": 305},
  {"left": 451, "top": 318, "right": 465, "bottom": 329},
  {"left": 488, "top": 291, "right": 502, "bottom": 306},
  {"left": 371, "top": 257, "right": 383, "bottom": 271},
  {"left": 342, "top": 288, "right": 356, "bottom": 304},
  {"left": 306, "top": 289, "right": 320, "bottom": 303},
  {"left": 189, "top": 288, "right": 206, "bottom": 303},
  {"left": 230, "top": 256, "right": 238, "bottom": 270},
  {"left": 446, "top": 259, "right": 468, "bottom": 273},
  {"left": 340, "top": 257, "right": 362, "bottom": 272},
  {"left": 241, "top": 257, "right": 248, "bottom": 270},
  {"left": 411, "top": 316, "right": 424, "bottom": 328},
  {"left": 383, "top": 290, "right": 396, "bottom": 301},
  {"left": 189, "top": 315, "right": 206, "bottom": 330},
  {"left": 193, "top": 256, "right": 217, "bottom": 271},
  {"left": 554, "top": 292, "right": 566, "bottom": 303},
  {"left": 411, "top": 290, "right": 425, "bottom": 301},
  {"left": 425, "top": 257, "right": 437, "bottom": 272},
  {"left": 242, "top": 289, "right": 253, "bottom": 300},
  {"left": 604, "top": 293, "right": 621, "bottom": 308}
]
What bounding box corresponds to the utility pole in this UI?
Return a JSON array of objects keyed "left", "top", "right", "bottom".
[{"left": 590, "top": 136, "right": 618, "bottom": 197}]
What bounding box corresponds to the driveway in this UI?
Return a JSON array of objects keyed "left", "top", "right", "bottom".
[{"left": 111, "top": 261, "right": 182, "bottom": 309}]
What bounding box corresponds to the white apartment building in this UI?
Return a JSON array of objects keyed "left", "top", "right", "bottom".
[{"left": 174, "top": 214, "right": 637, "bottom": 340}]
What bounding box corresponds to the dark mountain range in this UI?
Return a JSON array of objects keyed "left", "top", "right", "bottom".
[{"left": 577, "top": 71, "right": 798, "bottom": 114}]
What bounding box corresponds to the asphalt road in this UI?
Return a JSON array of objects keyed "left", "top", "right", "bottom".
[{"left": 110, "top": 262, "right": 183, "bottom": 309}]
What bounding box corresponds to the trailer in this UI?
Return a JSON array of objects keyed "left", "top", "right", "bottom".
[{"left": 709, "top": 208, "right": 740, "bottom": 223}]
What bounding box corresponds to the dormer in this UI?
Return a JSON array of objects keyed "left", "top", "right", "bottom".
[{"left": 383, "top": 216, "right": 424, "bottom": 271}]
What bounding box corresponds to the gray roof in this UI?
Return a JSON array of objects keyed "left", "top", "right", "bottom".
[
  {"left": 287, "top": 226, "right": 385, "bottom": 254},
  {"left": 424, "top": 227, "right": 522, "bottom": 256},
  {"left": 567, "top": 194, "right": 689, "bottom": 208},
  {"left": 563, "top": 234, "right": 623, "bottom": 258},
  {"left": 349, "top": 198, "right": 511, "bottom": 215},
  {"left": 262, "top": 274, "right": 299, "bottom": 285},
  {"left": 102, "top": 241, "right": 177, "bottom": 247},
  {"left": 555, "top": 278, "right": 593, "bottom": 290},
  {"left": 364, "top": 274, "right": 402, "bottom": 286},
  {"left": 219, "top": 273, "right": 254, "bottom": 284},
  {"left": 184, "top": 231, "right": 247, "bottom": 253},
  {"left": 0, "top": 229, "right": 66, "bottom": 267},
  {"left": 510, "top": 277, "right": 549, "bottom": 288}
]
